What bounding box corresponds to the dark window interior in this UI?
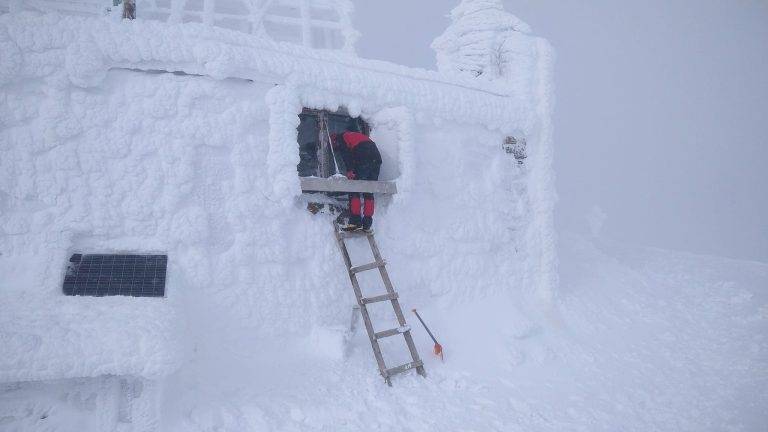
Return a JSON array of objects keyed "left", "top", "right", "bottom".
[
  {"left": 297, "top": 108, "right": 370, "bottom": 178},
  {"left": 63, "top": 254, "right": 167, "bottom": 297}
]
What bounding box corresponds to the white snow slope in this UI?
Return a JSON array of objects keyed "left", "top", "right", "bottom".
[
  {"left": 166, "top": 235, "right": 768, "bottom": 431},
  {"left": 2, "top": 234, "right": 765, "bottom": 431}
]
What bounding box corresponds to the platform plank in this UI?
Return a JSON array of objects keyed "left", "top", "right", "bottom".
[{"left": 300, "top": 177, "right": 397, "bottom": 194}]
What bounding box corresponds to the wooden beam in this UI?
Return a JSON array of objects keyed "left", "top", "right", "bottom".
[{"left": 300, "top": 177, "right": 397, "bottom": 195}]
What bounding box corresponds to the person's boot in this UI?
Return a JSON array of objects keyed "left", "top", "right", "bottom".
[
  {"left": 342, "top": 215, "right": 362, "bottom": 232},
  {"left": 361, "top": 216, "right": 373, "bottom": 233}
]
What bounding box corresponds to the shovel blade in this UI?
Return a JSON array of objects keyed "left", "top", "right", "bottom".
[{"left": 434, "top": 343, "right": 444, "bottom": 362}]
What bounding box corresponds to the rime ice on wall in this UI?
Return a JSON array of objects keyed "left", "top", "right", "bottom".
[{"left": 432, "top": 0, "right": 533, "bottom": 80}]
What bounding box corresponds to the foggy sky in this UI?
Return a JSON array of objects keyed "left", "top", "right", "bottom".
[{"left": 355, "top": 0, "right": 768, "bottom": 262}]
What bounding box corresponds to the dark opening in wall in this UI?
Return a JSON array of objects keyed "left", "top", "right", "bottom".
[
  {"left": 297, "top": 108, "right": 370, "bottom": 178},
  {"left": 63, "top": 254, "right": 167, "bottom": 297}
]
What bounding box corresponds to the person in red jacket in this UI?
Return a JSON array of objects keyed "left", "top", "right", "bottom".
[{"left": 333, "top": 124, "right": 382, "bottom": 232}]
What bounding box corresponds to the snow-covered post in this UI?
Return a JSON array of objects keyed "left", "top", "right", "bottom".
[
  {"left": 299, "top": 0, "right": 313, "bottom": 48},
  {"left": 336, "top": 0, "right": 358, "bottom": 54},
  {"left": 122, "top": 0, "right": 136, "bottom": 19},
  {"left": 169, "top": 0, "right": 187, "bottom": 23},
  {"left": 249, "top": 0, "right": 273, "bottom": 37},
  {"left": 203, "top": 0, "right": 214, "bottom": 25}
]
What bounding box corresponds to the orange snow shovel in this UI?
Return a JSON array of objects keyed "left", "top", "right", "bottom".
[{"left": 412, "top": 309, "right": 444, "bottom": 362}]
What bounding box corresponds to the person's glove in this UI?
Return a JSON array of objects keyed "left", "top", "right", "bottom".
[{"left": 346, "top": 170, "right": 356, "bottom": 180}]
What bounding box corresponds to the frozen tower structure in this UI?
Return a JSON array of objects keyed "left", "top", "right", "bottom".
[{"left": 432, "top": 0, "right": 532, "bottom": 79}]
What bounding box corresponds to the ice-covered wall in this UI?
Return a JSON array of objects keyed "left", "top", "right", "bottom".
[{"left": 0, "top": 11, "right": 556, "bottom": 382}]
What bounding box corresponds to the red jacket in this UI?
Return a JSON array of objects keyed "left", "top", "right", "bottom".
[
  {"left": 333, "top": 132, "right": 381, "bottom": 178},
  {"left": 339, "top": 131, "right": 370, "bottom": 150}
]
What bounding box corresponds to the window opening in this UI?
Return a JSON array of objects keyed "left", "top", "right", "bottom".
[
  {"left": 296, "top": 108, "right": 370, "bottom": 179},
  {"left": 297, "top": 107, "right": 396, "bottom": 218}
]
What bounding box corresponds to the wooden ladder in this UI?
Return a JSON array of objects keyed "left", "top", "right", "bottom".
[{"left": 333, "top": 225, "right": 427, "bottom": 385}]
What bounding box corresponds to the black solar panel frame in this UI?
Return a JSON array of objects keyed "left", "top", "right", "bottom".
[{"left": 63, "top": 254, "right": 167, "bottom": 297}]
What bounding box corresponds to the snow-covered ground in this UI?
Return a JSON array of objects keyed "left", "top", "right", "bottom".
[
  {"left": 165, "top": 234, "right": 768, "bottom": 432},
  {"left": 5, "top": 233, "right": 763, "bottom": 431},
  {"left": 161, "top": 234, "right": 766, "bottom": 431}
]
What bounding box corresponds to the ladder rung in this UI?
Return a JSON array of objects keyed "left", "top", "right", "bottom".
[
  {"left": 360, "top": 292, "right": 398, "bottom": 305},
  {"left": 349, "top": 260, "right": 386, "bottom": 274},
  {"left": 386, "top": 360, "right": 423, "bottom": 377},
  {"left": 375, "top": 325, "right": 410, "bottom": 339},
  {"left": 338, "top": 230, "right": 372, "bottom": 239}
]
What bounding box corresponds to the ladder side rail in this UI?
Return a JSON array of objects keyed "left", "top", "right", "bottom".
[
  {"left": 366, "top": 235, "right": 396, "bottom": 295},
  {"left": 334, "top": 229, "right": 390, "bottom": 381},
  {"left": 366, "top": 234, "right": 427, "bottom": 378},
  {"left": 333, "top": 229, "right": 354, "bottom": 269},
  {"left": 389, "top": 294, "right": 426, "bottom": 377},
  {"left": 354, "top": 283, "right": 389, "bottom": 380}
]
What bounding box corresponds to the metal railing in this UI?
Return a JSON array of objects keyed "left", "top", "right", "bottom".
[{"left": 1, "top": 0, "right": 355, "bottom": 51}]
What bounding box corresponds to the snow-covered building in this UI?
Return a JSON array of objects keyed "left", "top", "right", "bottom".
[{"left": 0, "top": 0, "right": 555, "bottom": 429}]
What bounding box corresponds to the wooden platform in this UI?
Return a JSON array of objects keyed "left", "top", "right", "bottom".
[{"left": 300, "top": 177, "right": 397, "bottom": 195}]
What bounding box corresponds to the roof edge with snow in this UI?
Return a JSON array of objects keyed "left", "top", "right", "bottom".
[{"left": 1, "top": 11, "right": 548, "bottom": 133}]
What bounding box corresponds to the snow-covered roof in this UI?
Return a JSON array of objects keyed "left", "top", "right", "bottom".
[{"left": 0, "top": 11, "right": 546, "bottom": 133}]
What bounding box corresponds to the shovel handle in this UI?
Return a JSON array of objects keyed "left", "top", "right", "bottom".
[{"left": 412, "top": 309, "right": 440, "bottom": 345}]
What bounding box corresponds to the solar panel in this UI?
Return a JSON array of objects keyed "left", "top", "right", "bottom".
[{"left": 63, "top": 254, "right": 167, "bottom": 297}]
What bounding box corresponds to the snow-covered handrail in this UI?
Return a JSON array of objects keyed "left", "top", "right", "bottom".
[
  {"left": 139, "top": 0, "right": 356, "bottom": 51},
  {"left": 0, "top": 0, "right": 357, "bottom": 51}
]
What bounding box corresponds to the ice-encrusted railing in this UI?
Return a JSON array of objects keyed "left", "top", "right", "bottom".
[
  {"left": 1, "top": 0, "right": 117, "bottom": 17},
  {"left": 0, "top": 0, "right": 357, "bottom": 52},
  {"left": 141, "top": 0, "right": 357, "bottom": 52}
]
